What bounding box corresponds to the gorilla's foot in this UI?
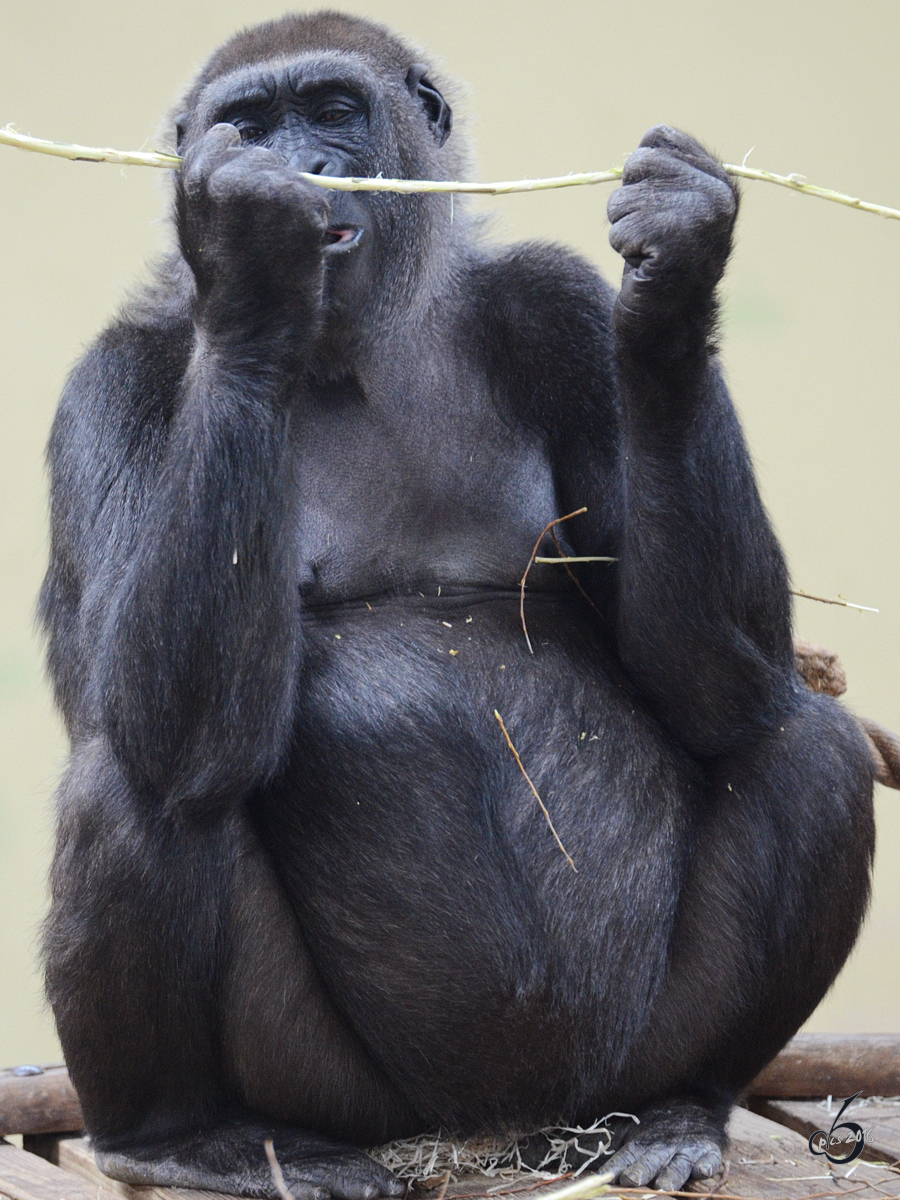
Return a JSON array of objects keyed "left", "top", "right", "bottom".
[
  {"left": 94, "top": 1116, "right": 405, "bottom": 1200},
  {"left": 602, "top": 1098, "right": 727, "bottom": 1191}
]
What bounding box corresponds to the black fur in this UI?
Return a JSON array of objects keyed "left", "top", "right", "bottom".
[{"left": 40, "top": 13, "right": 875, "bottom": 1197}]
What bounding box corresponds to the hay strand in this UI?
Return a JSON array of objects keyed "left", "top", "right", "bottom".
[
  {"left": 368, "top": 1119, "right": 635, "bottom": 1185},
  {"left": 494, "top": 710, "right": 577, "bottom": 872},
  {"left": 791, "top": 588, "right": 878, "bottom": 613},
  {"left": 520, "top": 509, "right": 588, "bottom": 655},
  {"left": 264, "top": 1139, "right": 296, "bottom": 1200}
]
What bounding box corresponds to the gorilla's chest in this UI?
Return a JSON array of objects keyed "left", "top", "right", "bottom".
[{"left": 289, "top": 370, "right": 560, "bottom": 602}]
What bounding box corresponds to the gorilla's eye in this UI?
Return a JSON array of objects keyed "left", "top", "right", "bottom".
[
  {"left": 234, "top": 118, "right": 268, "bottom": 143},
  {"left": 316, "top": 107, "right": 352, "bottom": 124},
  {"left": 310, "top": 97, "right": 361, "bottom": 127}
]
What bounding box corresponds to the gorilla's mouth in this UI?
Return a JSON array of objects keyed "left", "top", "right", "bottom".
[{"left": 324, "top": 226, "right": 364, "bottom": 254}]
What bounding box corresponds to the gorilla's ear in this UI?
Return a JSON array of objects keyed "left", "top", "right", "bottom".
[{"left": 406, "top": 64, "right": 452, "bottom": 146}]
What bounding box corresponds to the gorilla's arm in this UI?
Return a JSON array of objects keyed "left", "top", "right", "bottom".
[
  {"left": 608, "top": 354, "right": 796, "bottom": 758},
  {"left": 474, "top": 127, "right": 796, "bottom": 760},
  {"left": 601, "top": 127, "right": 797, "bottom": 757},
  {"left": 41, "top": 125, "right": 327, "bottom": 811}
]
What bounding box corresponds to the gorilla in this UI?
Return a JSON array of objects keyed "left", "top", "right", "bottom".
[{"left": 39, "top": 10, "right": 875, "bottom": 1197}]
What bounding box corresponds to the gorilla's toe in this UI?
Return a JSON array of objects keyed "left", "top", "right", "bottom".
[{"left": 603, "top": 1099, "right": 726, "bottom": 1191}]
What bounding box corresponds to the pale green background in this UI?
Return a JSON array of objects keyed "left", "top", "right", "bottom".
[{"left": 1, "top": 0, "right": 898, "bottom": 1069}]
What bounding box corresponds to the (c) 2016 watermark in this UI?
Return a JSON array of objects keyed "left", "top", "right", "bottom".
[{"left": 808, "top": 1092, "right": 874, "bottom": 1165}]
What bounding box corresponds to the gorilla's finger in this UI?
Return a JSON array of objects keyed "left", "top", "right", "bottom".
[
  {"left": 601, "top": 1140, "right": 640, "bottom": 1173},
  {"left": 617, "top": 1144, "right": 676, "bottom": 1187},
  {"left": 620, "top": 146, "right": 702, "bottom": 189},
  {"left": 692, "top": 1149, "right": 724, "bottom": 1179},
  {"left": 620, "top": 151, "right": 736, "bottom": 224},
  {"left": 182, "top": 123, "right": 242, "bottom": 196}
]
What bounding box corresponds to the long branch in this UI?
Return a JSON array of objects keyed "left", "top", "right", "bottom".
[{"left": 2, "top": 125, "right": 899, "bottom": 220}]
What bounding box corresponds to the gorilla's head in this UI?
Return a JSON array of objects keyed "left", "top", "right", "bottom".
[{"left": 170, "top": 12, "right": 468, "bottom": 332}]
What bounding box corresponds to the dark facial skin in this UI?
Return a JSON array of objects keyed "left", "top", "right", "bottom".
[
  {"left": 176, "top": 63, "right": 385, "bottom": 358},
  {"left": 174, "top": 50, "right": 453, "bottom": 360},
  {"left": 39, "top": 13, "right": 874, "bottom": 1200}
]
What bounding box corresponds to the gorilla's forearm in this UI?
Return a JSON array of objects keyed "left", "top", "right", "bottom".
[
  {"left": 598, "top": 126, "right": 797, "bottom": 756},
  {"left": 613, "top": 359, "right": 796, "bottom": 757},
  {"left": 96, "top": 347, "right": 304, "bottom": 812}
]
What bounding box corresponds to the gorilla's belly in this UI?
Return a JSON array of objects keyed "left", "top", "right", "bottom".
[{"left": 254, "top": 592, "right": 699, "bottom": 1128}]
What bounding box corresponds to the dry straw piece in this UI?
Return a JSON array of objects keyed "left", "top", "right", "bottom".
[
  {"left": 2, "top": 125, "right": 900, "bottom": 220},
  {"left": 494, "top": 710, "right": 577, "bottom": 873},
  {"left": 367, "top": 1119, "right": 633, "bottom": 1186}
]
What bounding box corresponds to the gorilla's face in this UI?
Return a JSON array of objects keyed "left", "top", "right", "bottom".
[{"left": 177, "top": 51, "right": 453, "bottom": 323}]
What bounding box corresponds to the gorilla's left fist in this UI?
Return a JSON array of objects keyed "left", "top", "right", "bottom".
[{"left": 607, "top": 125, "right": 738, "bottom": 347}]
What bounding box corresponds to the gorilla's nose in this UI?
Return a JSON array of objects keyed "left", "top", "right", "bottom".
[{"left": 289, "top": 151, "right": 333, "bottom": 176}]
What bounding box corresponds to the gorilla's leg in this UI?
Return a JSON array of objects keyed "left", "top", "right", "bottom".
[
  {"left": 45, "top": 740, "right": 410, "bottom": 1200},
  {"left": 604, "top": 691, "right": 874, "bottom": 1190}
]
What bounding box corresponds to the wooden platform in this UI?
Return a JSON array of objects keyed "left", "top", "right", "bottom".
[
  {"left": 2, "top": 1113, "right": 899, "bottom": 1200},
  {"left": 2, "top": 1036, "right": 899, "bottom": 1200}
]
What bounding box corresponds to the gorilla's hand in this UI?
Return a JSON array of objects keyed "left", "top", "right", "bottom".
[
  {"left": 177, "top": 123, "right": 330, "bottom": 342},
  {"left": 607, "top": 125, "right": 737, "bottom": 350}
]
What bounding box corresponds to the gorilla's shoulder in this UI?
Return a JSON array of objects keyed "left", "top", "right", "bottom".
[
  {"left": 456, "top": 241, "right": 617, "bottom": 405},
  {"left": 471, "top": 240, "right": 615, "bottom": 306},
  {"left": 460, "top": 241, "right": 614, "bottom": 351},
  {"left": 54, "top": 295, "right": 193, "bottom": 462}
]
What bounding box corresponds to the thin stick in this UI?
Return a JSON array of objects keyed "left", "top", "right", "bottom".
[
  {"left": 494, "top": 709, "right": 577, "bottom": 873},
  {"left": 520, "top": 508, "right": 588, "bottom": 654},
  {"left": 3, "top": 126, "right": 900, "bottom": 220},
  {"left": 264, "top": 1138, "right": 296, "bottom": 1200},
  {"left": 725, "top": 162, "right": 900, "bottom": 221},
  {"left": 541, "top": 1180, "right": 856, "bottom": 1200},
  {"left": 534, "top": 1172, "right": 613, "bottom": 1200},
  {"left": 0, "top": 126, "right": 181, "bottom": 169},
  {"left": 548, "top": 527, "right": 608, "bottom": 627},
  {"left": 534, "top": 556, "right": 617, "bottom": 564},
  {"left": 470, "top": 1184, "right": 856, "bottom": 1200},
  {"left": 792, "top": 588, "right": 879, "bottom": 613},
  {"left": 485, "top": 1172, "right": 575, "bottom": 1196}
]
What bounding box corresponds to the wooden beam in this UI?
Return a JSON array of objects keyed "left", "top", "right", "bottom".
[
  {"left": 2, "top": 1034, "right": 898, "bottom": 1139},
  {"left": 0, "top": 1068, "right": 81, "bottom": 1138},
  {"left": 748, "top": 1033, "right": 900, "bottom": 1098}
]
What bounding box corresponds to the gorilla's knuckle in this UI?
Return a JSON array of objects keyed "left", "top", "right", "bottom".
[
  {"left": 639, "top": 123, "right": 681, "bottom": 148},
  {"left": 608, "top": 223, "right": 641, "bottom": 259},
  {"left": 620, "top": 146, "right": 658, "bottom": 184},
  {"left": 606, "top": 189, "right": 632, "bottom": 223}
]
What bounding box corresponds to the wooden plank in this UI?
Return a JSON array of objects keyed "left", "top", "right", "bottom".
[
  {"left": 686, "top": 1107, "right": 900, "bottom": 1198},
  {"left": 0, "top": 1068, "right": 82, "bottom": 1138},
  {"left": 17, "top": 1116, "right": 900, "bottom": 1200},
  {"left": 0, "top": 1139, "right": 104, "bottom": 1200},
  {"left": 752, "top": 1097, "right": 900, "bottom": 1166},
  {"left": 748, "top": 1033, "right": 900, "bottom": 1097},
  {"left": 20, "top": 1135, "right": 78, "bottom": 1167}
]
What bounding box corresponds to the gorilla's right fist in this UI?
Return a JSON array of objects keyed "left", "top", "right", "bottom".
[{"left": 176, "top": 123, "right": 331, "bottom": 340}]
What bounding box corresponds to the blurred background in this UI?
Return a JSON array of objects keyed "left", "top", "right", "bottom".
[{"left": 1, "top": 0, "right": 898, "bottom": 1068}]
